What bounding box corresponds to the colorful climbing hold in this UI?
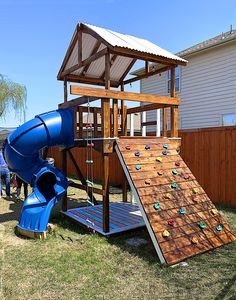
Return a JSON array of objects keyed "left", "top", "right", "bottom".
[
  {"left": 156, "top": 157, "right": 162, "bottom": 162},
  {"left": 162, "top": 150, "right": 168, "bottom": 155},
  {"left": 85, "top": 124, "right": 92, "bottom": 129},
  {"left": 199, "top": 222, "right": 206, "bottom": 229},
  {"left": 134, "top": 151, "right": 140, "bottom": 157},
  {"left": 125, "top": 145, "right": 131, "bottom": 150},
  {"left": 163, "top": 144, "right": 169, "bottom": 149},
  {"left": 172, "top": 169, "right": 178, "bottom": 175},
  {"left": 191, "top": 237, "right": 198, "bottom": 244},
  {"left": 168, "top": 219, "right": 175, "bottom": 226},
  {"left": 216, "top": 225, "right": 223, "bottom": 231},
  {"left": 164, "top": 193, "right": 172, "bottom": 199},
  {"left": 183, "top": 174, "right": 190, "bottom": 180},
  {"left": 87, "top": 143, "right": 94, "bottom": 148},
  {"left": 171, "top": 183, "right": 178, "bottom": 189},
  {"left": 193, "top": 188, "right": 199, "bottom": 194},
  {"left": 175, "top": 161, "right": 180, "bottom": 167},
  {"left": 145, "top": 145, "right": 150, "bottom": 150},
  {"left": 145, "top": 179, "right": 151, "bottom": 185},
  {"left": 179, "top": 208, "right": 186, "bottom": 214},
  {"left": 135, "top": 164, "right": 141, "bottom": 170},
  {"left": 157, "top": 170, "right": 163, "bottom": 176},
  {"left": 211, "top": 208, "right": 218, "bottom": 215},
  {"left": 162, "top": 230, "right": 170, "bottom": 238},
  {"left": 153, "top": 202, "right": 160, "bottom": 210}
]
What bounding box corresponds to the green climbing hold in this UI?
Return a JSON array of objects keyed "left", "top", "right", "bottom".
[
  {"left": 135, "top": 164, "right": 141, "bottom": 170},
  {"left": 171, "top": 183, "right": 178, "bottom": 189},
  {"left": 163, "top": 144, "right": 168, "bottom": 149},
  {"left": 199, "top": 222, "right": 206, "bottom": 229},
  {"left": 153, "top": 203, "right": 160, "bottom": 210},
  {"left": 216, "top": 225, "right": 223, "bottom": 231},
  {"left": 172, "top": 169, "right": 178, "bottom": 175}
]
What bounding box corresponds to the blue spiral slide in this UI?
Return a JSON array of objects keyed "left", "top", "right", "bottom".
[{"left": 3, "top": 108, "right": 74, "bottom": 233}]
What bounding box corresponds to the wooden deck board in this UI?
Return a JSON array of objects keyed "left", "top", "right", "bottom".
[{"left": 116, "top": 137, "right": 236, "bottom": 265}]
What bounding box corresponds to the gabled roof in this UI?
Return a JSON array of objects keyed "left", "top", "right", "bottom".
[{"left": 57, "top": 22, "right": 187, "bottom": 87}]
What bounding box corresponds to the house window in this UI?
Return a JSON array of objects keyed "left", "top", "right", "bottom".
[
  {"left": 168, "top": 66, "right": 180, "bottom": 93},
  {"left": 222, "top": 113, "right": 236, "bottom": 126}
]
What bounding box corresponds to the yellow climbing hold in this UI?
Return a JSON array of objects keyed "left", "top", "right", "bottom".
[
  {"left": 191, "top": 237, "right": 198, "bottom": 244},
  {"left": 156, "top": 157, "right": 162, "bottom": 162},
  {"left": 157, "top": 170, "right": 163, "bottom": 176},
  {"left": 192, "top": 187, "right": 199, "bottom": 194},
  {"left": 162, "top": 230, "right": 170, "bottom": 238},
  {"left": 164, "top": 193, "right": 172, "bottom": 199},
  {"left": 211, "top": 208, "right": 218, "bottom": 216}
]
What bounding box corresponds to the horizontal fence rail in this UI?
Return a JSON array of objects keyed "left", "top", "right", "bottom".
[{"left": 48, "top": 125, "right": 236, "bottom": 207}]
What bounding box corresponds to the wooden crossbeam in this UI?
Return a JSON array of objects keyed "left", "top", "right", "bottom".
[
  {"left": 124, "top": 65, "right": 171, "bottom": 85},
  {"left": 70, "top": 85, "right": 181, "bottom": 105},
  {"left": 70, "top": 181, "right": 103, "bottom": 195},
  {"left": 64, "top": 74, "right": 120, "bottom": 87},
  {"left": 59, "top": 96, "right": 99, "bottom": 109},
  {"left": 61, "top": 48, "right": 107, "bottom": 77},
  {"left": 127, "top": 103, "right": 169, "bottom": 114}
]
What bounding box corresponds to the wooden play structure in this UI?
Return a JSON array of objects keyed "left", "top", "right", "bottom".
[{"left": 56, "top": 23, "right": 235, "bottom": 265}]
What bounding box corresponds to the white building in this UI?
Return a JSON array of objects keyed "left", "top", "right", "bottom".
[{"left": 133, "top": 29, "right": 236, "bottom": 130}]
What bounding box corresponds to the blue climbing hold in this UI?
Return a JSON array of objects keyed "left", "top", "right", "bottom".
[
  {"left": 216, "top": 225, "right": 223, "bottom": 231},
  {"left": 145, "top": 145, "right": 150, "bottom": 150},
  {"left": 163, "top": 144, "right": 168, "bottom": 149},
  {"left": 179, "top": 208, "right": 186, "bottom": 214},
  {"left": 162, "top": 150, "right": 168, "bottom": 155},
  {"left": 199, "top": 222, "right": 206, "bottom": 229},
  {"left": 135, "top": 164, "right": 141, "bottom": 170},
  {"left": 134, "top": 151, "right": 140, "bottom": 157}
]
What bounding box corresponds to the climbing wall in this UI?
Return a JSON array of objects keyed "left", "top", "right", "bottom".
[{"left": 115, "top": 137, "right": 236, "bottom": 265}]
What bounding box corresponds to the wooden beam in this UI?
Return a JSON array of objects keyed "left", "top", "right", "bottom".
[
  {"left": 59, "top": 96, "right": 99, "bottom": 109},
  {"left": 100, "top": 54, "right": 118, "bottom": 80},
  {"left": 78, "top": 107, "right": 83, "bottom": 138},
  {"left": 70, "top": 85, "right": 181, "bottom": 105},
  {"left": 141, "top": 121, "right": 157, "bottom": 127},
  {"left": 127, "top": 103, "right": 169, "bottom": 114},
  {"left": 70, "top": 181, "right": 103, "bottom": 195},
  {"left": 67, "top": 149, "right": 98, "bottom": 204},
  {"left": 78, "top": 25, "right": 82, "bottom": 66},
  {"left": 170, "top": 67, "right": 178, "bottom": 137},
  {"left": 82, "top": 41, "right": 101, "bottom": 75},
  {"left": 162, "top": 108, "right": 168, "bottom": 137},
  {"left": 64, "top": 80, "right": 68, "bottom": 103},
  {"left": 61, "top": 48, "right": 107, "bottom": 77},
  {"left": 111, "top": 47, "right": 187, "bottom": 66},
  {"left": 123, "top": 65, "right": 171, "bottom": 85},
  {"left": 119, "top": 58, "right": 137, "bottom": 83},
  {"left": 112, "top": 99, "right": 118, "bottom": 137},
  {"left": 63, "top": 74, "right": 120, "bottom": 88}
]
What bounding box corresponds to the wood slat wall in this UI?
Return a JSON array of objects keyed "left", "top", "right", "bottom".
[{"left": 47, "top": 125, "right": 236, "bottom": 207}]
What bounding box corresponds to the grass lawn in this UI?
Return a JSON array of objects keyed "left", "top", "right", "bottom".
[{"left": 0, "top": 179, "right": 236, "bottom": 299}]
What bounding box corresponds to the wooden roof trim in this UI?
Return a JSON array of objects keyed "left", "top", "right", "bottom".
[{"left": 112, "top": 47, "right": 187, "bottom": 66}]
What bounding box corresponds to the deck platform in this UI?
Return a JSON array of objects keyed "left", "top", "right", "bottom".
[{"left": 62, "top": 202, "right": 145, "bottom": 235}]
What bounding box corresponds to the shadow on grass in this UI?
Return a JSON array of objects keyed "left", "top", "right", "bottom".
[{"left": 214, "top": 273, "right": 236, "bottom": 300}]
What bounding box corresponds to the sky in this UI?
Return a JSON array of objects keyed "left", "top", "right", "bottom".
[{"left": 0, "top": 0, "right": 235, "bottom": 126}]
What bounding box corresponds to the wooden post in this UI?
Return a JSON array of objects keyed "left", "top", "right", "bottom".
[
  {"left": 112, "top": 99, "right": 118, "bottom": 137},
  {"left": 73, "top": 107, "right": 78, "bottom": 138},
  {"left": 61, "top": 149, "right": 68, "bottom": 212},
  {"left": 94, "top": 108, "right": 98, "bottom": 137},
  {"left": 162, "top": 108, "right": 168, "bottom": 137},
  {"left": 102, "top": 50, "right": 111, "bottom": 233},
  {"left": 64, "top": 80, "right": 67, "bottom": 103},
  {"left": 170, "top": 67, "right": 178, "bottom": 137},
  {"left": 78, "top": 107, "right": 83, "bottom": 138},
  {"left": 120, "top": 84, "right": 127, "bottom": 136}
]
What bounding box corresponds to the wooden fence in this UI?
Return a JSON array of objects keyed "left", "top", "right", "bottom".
[{"left": 48, "top": 126, "right": 236, "bottom": 207}]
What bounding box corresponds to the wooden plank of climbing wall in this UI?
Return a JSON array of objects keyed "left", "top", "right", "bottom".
[{"left": 115, "top": 137, "right": 236, "bottom": 265}]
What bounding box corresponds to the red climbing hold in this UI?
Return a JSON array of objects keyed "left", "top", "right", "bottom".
[
  {"left": 125, "top": 145, "right": 131, "bottom": 150},
  {"left": 175, "top": 161, "right": 180, "bottom": 167},
  {"left": 183, "top": 174, "right": 189, "bottom": 180},
  {"left": 85, "top": 124, "right": 92, "bottom": 129},
  {"left": 168, "top": 220, "right": 175, "bottom": 226}
]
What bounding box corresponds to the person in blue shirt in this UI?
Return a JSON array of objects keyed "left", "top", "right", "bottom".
[{"left": 0, "top": 149, "right": 10, "bottom": 199}]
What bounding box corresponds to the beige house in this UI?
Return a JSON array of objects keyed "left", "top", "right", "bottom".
[{"left": 133, "top": 29, "right": 236, "bottom": 130}]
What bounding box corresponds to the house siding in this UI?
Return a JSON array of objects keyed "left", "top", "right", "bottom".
[{"left": 141, "top": 40, "right": 236, "bottom": 130}]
